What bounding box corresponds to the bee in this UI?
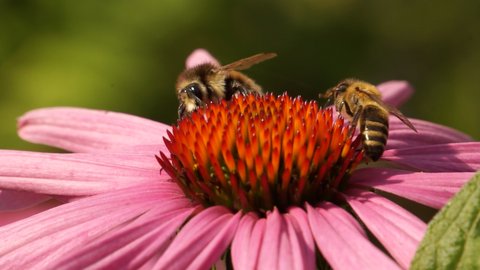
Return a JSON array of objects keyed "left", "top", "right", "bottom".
[
  {"left": 321, "top": 78, "right": 417, "bottom": 161},
  {"left": 176, "top": 52, "right": 277, "bottom": 118}
]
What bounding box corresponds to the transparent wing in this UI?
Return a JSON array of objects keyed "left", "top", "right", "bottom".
[
  {"left": 217, "top": 52, "right": 277, "bottom": 71},
  {"left": 356, "top": 88, "right": 417, "bottom": 132}
]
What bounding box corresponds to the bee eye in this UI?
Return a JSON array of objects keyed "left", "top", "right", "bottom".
[
  {"left": 336, "top": 83, "right": 348, "bottom": 93},
  {"left": 185, "top": 83, "right": 202, "bottom": 97}
]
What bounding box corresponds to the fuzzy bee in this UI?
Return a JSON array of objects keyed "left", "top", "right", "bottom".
[
  {"left": 176, "top": 51, "right": 276, "bottom": 118},
  {"left": 322, "top": 78, "right": 417, "bottom": 161}
]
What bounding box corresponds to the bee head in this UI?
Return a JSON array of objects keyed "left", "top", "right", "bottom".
[
  {"left": 334, "top": 81, "right": 349, "bottom": 93},
  {"left": 180, "top": 83, "right": 202, "bottom": 99},
  {"left": 320, "top": 81, "right": 345, "bottom": 106},
  {"left": 177, "top": 82, "right": 206, "bottom": 118}
]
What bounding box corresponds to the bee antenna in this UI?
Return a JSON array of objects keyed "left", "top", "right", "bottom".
[{"left": 324, "top": 96, "right": 333, "bottom": 108}]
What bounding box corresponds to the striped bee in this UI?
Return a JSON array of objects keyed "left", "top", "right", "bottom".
[
  {"left": 322, "top": 78, "right": 417, "bottom": 161},
  {"left": 176, "top": 52, "right": 277, "bottom": 118}
]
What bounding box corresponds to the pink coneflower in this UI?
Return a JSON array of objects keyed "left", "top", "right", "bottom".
[{"left": 0, "top": 51, "right": 478, "bottom": 269}]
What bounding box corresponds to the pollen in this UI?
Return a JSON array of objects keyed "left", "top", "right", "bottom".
[{"left": 157, "top": 93, "right": 363, "bottom": 214}]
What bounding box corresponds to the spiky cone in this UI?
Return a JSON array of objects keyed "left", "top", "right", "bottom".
[{"left": 157, "top": 93, "right": 364, "bottom": 215}]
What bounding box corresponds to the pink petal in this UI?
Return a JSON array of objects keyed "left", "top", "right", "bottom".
[
  {"left": 284, "top": 207, "right": 316, "bottom": 270},
  {"left": 232, "top": 209, "right": 316, "bottom": 270},
  {"left": 257, "top": 209, "right": 286, "bottom": 269},
  {"left": 307, "top": 203, "right": 400, "bottom": 270},
  {"left": 185, "top": 48, "right": 220, "bottom": 69},
  {"left": 154, "top": 206, "right": 241, "bottom": 270},
  {"left": 387, "top": 117, "right": 472, "bottom": 150},
  {"left": 0, "top": 200, "right": 60, "bottom": 226},
  {"left": 257, "top": 208, "right": 308, "bottom": 270},
  {"left": 18, "top": 107, "right": 170, "bottom": 153},
  {"left": 383, "top": 142, "right": 480, "bottom": 172},
  {"left": 0, "top": 182, "right": 186, "bottom": 269},
  {"left": 231, "top": 213, "right": 264, "bottom": 270},
  {"left": 49, "top": 204, "right": 195, "bottom": 269},
  {"left": 343, "top": 189, "right": 427, "bottom": 269},
  {"left": 110, "top": 144, "right": 168, "bottom": 154},
  {"left": 0, "top": 190, "right": 50, "bottom": 211},
  {"left": 377, "top": 80, "right": 414, "bottom": 108},
  {"left": 350, "top": 168, "right": 474, "bottom": 209},
  {"left": 0, "top": 150, "right": 166, "bottom": 196}
]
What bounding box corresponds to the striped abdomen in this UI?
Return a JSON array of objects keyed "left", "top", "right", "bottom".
[{"left": 360, "top": 105, "right": 389, "bottom": 161}]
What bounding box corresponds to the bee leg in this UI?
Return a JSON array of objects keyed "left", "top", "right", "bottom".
[
  {"left": 178, "top": 104, "right": 186, "bottom": 118},
  {"left": 233, "top": 83, "right": 249, "bottom": 97},
  {"left": 348, "top": 106, "right": 363, "bottom": 137},
  {"left": 337, "top": 101, "right": 344, "bottom": 113}
]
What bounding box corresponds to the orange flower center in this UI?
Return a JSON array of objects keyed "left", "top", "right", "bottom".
[{"left": 157, "top": 93, "right": 363, "bottom": 214}]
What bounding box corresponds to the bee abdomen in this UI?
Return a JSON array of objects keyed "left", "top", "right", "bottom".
[{"left": 361, "top": 105, "right": 389, "bottom": 161}]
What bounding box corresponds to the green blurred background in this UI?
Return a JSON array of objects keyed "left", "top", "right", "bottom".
[{"left": 1, "top": 0, "right": 479, "bottom": 151}]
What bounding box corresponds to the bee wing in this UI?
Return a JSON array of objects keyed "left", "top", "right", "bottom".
[
  {"left": 386, "top": 105, "right": 418, "bottom": 132},
  {"left": 356, "top": 88, "right": 418, "bottom": 133},
  {"left": 217, "top": 52, "right": 277, "bottom": 71}
]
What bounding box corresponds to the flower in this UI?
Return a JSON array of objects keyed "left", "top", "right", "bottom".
[{"left": 0, "top": 51, "right": 478, "bottom": 269}]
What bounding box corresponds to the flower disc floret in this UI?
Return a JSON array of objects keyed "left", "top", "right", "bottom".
[{"left": 158, "top": 93, "right": 363, "bottom": 214}]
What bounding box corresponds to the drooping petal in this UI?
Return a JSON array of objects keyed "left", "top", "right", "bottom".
[
  {"left": 154, "top": 206, "right": 241, "bottom": 270},
  {"left": 0, "top": 190, "right": 50, "bottom": 211},
  {"left": 185, "top": 48, "right": 220, "bottom": 68},
  {"left": 256, "top": 208, "right": 315, "bottom": 270},
  {"left": 284, "top": 207, "right": 316, "bottom": 270},
  {"left": 387, "top": 117, "right": 472, "bottom": 150},
  {"left": 0, "top": 150, "right": 166, "bottom": 196},
  {"left": 231, "top": 213, "right": 264, "bottom": 270},
  {"left": 343, "top": 189, "right": 427, "bottom": 269},
  {"left": 383, "top": 142, "right": 480, "bottom": 172},
  {"left": 18, "top": 107, "right": 170, "bottom": 153},
  {"left": 48, "top": 203, "right": 195, "bottom": 269},
  {"left": 0, "top": 182, "right": 187, "bottom": 269},
  {"left": 350, "top": 168, "right": 474, "bottom": 209},
  {"left": 256, "top": 208, "right": 286, "bottom": 270},
  {"left": 306, "top": 203, "right": 400, "bottom": 270},
  {"left": 377, "top": 80, "right": 414, "bottom": 108}
]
